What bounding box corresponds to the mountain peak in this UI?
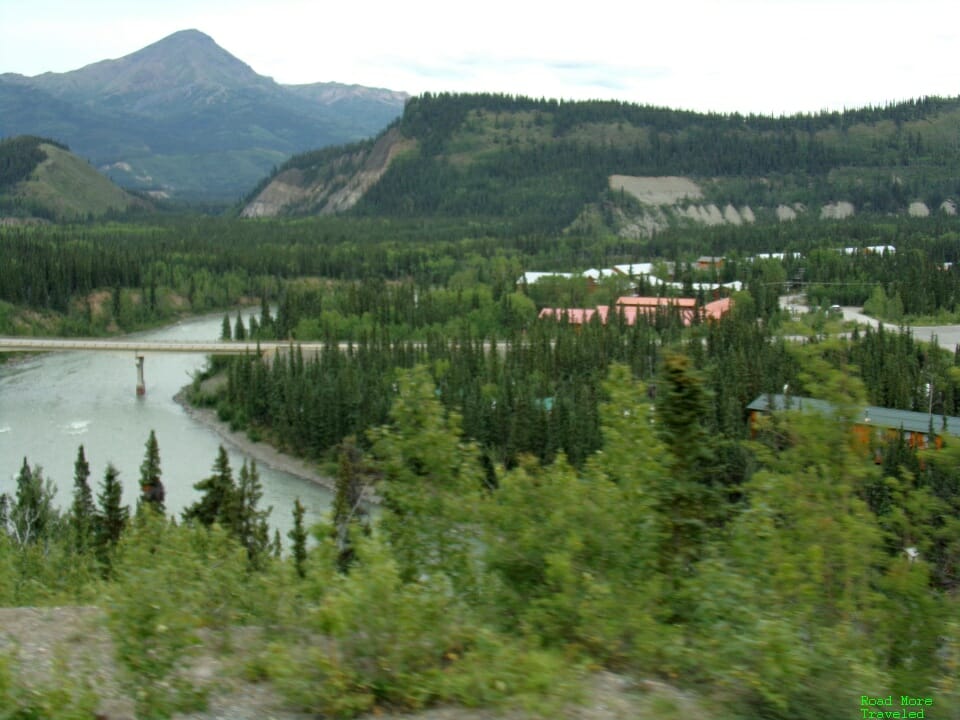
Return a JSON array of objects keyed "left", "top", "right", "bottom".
[
  {"left": 126, "top": 28, "right": 259, "bottom": 82},
  {"left": 24, "top": 29, "right": 269, "bottom": 112},
  {"left": 141, "top": 29, "right": 228, "bottom": 59},
  {"left": 160, "top": 28, "right": 214, "bottom": 42}
]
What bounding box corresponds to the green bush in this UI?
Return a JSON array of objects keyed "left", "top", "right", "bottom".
[
  {"left": 0, "top": 652, "right": 99, "bottom": 720},
  {"left": 106, "top": 513, "right": 249, "bottom": 719},
  {"left": 263, "top": 534, "right": 578, "bottom": 717}
]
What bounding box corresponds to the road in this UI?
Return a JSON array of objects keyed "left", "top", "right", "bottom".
[
  {"left": 779, "top": 295, "right": 960, "bottom": 347},
  {"left": 839, "top": 307, "right": 960, "bottom": 348}
]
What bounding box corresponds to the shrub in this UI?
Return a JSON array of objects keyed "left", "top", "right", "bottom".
[
  {"left": 264, "top": 535, "right": 578, "bottom": 717},
  {"left": 105, "top": 513, "right": 249, "bottom": 719},
  {"left": 0, "top": 651, "right": 99, "bottom": 720}
]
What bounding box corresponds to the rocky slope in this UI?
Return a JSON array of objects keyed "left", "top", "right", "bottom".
[{"left": 242, "top": 127, "right": 413, "bottom": 217}]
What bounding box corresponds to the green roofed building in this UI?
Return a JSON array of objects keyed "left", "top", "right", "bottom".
[{"left": 747, "top": 393, "right": 960, "bottom": 452}]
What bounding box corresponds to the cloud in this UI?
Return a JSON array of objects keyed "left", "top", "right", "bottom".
[{"left": 2, "top": 0, "right": 958, "bottom": 114}]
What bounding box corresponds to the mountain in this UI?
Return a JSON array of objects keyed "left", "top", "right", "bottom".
[
  {"left": 0, "top": 30, "right": 408, "bottom": 201},
  {"left": 242, "top": 92, "right": 960, "bottom": 232},
  {"left": 0, "top": 135, "right": 148, "bottom": 220}
]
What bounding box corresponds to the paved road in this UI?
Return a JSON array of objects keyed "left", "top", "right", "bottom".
[{"left": 839, "top": 307, "right": 960, "bottom": 348}]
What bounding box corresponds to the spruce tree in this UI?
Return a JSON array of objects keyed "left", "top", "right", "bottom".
[
  {"left": 653, "top": 352, "right": 724, "bottom": 614},
  {"left": 71, "top": 445, "right": 96, "bottom": 553},
  {"left": 259, "top": 295, "right": 272, "bottom": 335},
  {"left": 234, "top": 311, "right": 246, "bottom": 341},
  {"left": 183, "top": 445, "right": 236, "bottom": 527},
  {"left": 138, "top": 430, "right": 165, "bottom": 513},
  {"left": 221, "top": 313, "right": 232, "bottom": 340},
  {"left": 289, "top": 498, "right": 307, "bottom": 578},
  {"left": 235, "top": 459, "right": 271, "bottom": 567},
  {"left": 95, "top": 463, "right": 129, "bottom": 571},
  {"left": 271, "top": 529, "right": 282, "bottom": 560},
  {"left": 332, "top": 436, "right": 370, "bottom": 572}
]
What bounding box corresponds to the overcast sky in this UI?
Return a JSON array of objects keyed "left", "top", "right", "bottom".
[{"left": 1, "top": 0, "right": 957, "bottom": 116}]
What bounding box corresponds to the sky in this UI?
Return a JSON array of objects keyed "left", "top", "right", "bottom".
[{"left": 0, "top": 0, "right": 957, "bottom": 116}]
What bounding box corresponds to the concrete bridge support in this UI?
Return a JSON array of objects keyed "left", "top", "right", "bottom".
[{"left": 135, "top": 354, "right": 145, "bottom": 396}]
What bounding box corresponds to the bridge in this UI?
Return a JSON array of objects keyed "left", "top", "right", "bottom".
[
  {"left": 0, "top": 337, "right": 341, "bottom": 396},
  {"left": 0, "top": 335, "right": 512, "bottom": 389},
  {"left": 0, "top": 337, "right": 338, "bottom": 355}
]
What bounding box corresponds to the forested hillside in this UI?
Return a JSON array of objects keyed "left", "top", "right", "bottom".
[
  {"left": 246, "top": 92, "right": 960, "bottom": 231},
  {"left": 0, "top": 135, "right": 67, "bottom": 191},
  {"left": 0, "top": 136, "right": 148, "bottom": 220}
]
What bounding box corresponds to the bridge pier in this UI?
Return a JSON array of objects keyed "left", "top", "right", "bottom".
[{"left": 135, "top": 354, "right": 145, "bottom": 396}]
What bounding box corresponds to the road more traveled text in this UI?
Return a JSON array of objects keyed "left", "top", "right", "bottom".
[{"left": 860, "top": 696, "right": 935, "bottom": 719}]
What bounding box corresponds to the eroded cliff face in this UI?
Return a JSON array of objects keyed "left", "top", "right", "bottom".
[
  {"left": 241, "top": 127, "right": 413, "bottom": 217},
  {"left": 607, "top": 174, "right": 955, "bottom": 237}
]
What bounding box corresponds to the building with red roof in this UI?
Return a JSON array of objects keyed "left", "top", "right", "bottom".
[{"left": 539, "top": 295, "right": 732, "bottom": 328}]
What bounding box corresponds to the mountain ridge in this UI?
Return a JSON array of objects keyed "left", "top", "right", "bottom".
[
  {"left": 0, "top": 30, "right": 409, "bottom": 201},
  {"left": 240, "top": 92, "right": 960, "bottom": 232}
]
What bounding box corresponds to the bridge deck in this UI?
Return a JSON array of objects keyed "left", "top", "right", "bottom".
[{"left": 0, "top": 337, "right": 332, "bottom": 354}]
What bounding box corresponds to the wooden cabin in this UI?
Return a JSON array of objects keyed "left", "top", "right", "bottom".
[
  {"left": 696, "top": 255, "right": 725, "bottom": 271},
  {"left": 747, "top": 394, "right": 960, "bottom": 460}
]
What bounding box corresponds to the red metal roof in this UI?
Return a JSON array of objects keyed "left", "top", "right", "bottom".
[
  {"left": 539, "top": 296, "right": 732, "bottom": 327},
  {"left": 615, "top": 296, "right": 698, "bottom": 308},
  {"left": 703, "top": 297, "right": 732, "bottom": 320}
]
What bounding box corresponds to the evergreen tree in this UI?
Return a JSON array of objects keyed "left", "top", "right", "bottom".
[
  {"left": 221, "top": 313, "right": 232, "bottom": 340},
  {"left": 332, "top": 436, "right": 371, "bottom": 573},
  {"left": 138, "top": 430, "right": 165, "bottom": 513},
  {"left": 235, "top": 459, "right": 271, "bottom": 568},
  {"left": 653, "top": 353, "right": 724, "bottom": 616},
  {"left": 234, "top": 311, "right": 246, "bottom": 341},
  {"left": 95, "top": 463, "right": 129, "bottom": 571},
  {"left": 272, "top": 529, "right": 283, "bottom": 560},
  {"left": 183, "top": 446, "right": 236, "bottom": 528},
  {"left": 71, "top": 444, "right": 96, "bottom": 553},
  {"left": 289, "top": 498, "right": 307, "bottom": 579},
  {"left": 259, "top": 295, "right": 272, "bottom": 335}
]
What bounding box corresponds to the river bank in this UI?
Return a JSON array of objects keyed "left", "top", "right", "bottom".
[{"left": 173, "top": 385, "right": 348, "bottom": 497}]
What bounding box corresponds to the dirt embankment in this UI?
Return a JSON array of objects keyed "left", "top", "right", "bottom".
[
  {"left": 242, "top": 127, "right": 413, "bottom": 218},
  {"left": 610, "top": 175, "right": 703, "bottom": 205},
  {"left": 0, "top": 605, "right": 666, "bottom": 720}
]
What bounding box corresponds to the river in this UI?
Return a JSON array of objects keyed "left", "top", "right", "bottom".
[{"left": 0, "top": 310, "right": 333, "bottom": 537}]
